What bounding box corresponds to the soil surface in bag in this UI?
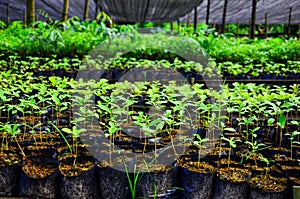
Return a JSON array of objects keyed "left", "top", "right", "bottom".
[
  {"left": 178, "top": 156, "right": 216, "bottom": 199},
  {"left": 0, "top": 152, "right": 20, "bottom": 197},
  {"left": 59, "top": 155, "right": 98, "bottom": 199},
  {"left": 136, "top": 162, "right": 178, "bottom": 199},
  {"left": 213, "top": 167, "right": 250, "bottom": 199},
  {"left": 18, "top": 156, "right": 59, "bottom": 199},
  {"left": 248, "top": 174, "right": 287, "bottom": 199},
  {"left": 96, "top": 163, "right": 131, "bottom": 199}
]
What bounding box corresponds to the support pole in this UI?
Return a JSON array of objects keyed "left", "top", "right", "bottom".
[
  {"left": 177, "top": 19, "right": 180, "bottom": 32},
  {"left": 7, "top": 3, "right": 10, "bottom": 24},
  {"left": 187, "top": 14, "right": 190, "bottom": 28},
  {"left": 206, "top": 0, "right": 210, "bottom": 25},
  {"left": 62, "top": 0, "right": 69, "bottom": 22},
  {"left": 236, "top": 24, "right": 239, "bottom": 37},
  {"left": 298, "top": 24, "right": 300, "bottom": 40},
  {"left": 95, "top": 0, "right": 99, "bottom": 20},
  {"left": 194, "top": 6, "right": 198, "bottom": 33},
  {"left": 84, "top": 0, "right": 90, "bottom": 20},
  {"left": 23, "top": 10, "right": 27, "bottom": 28},
  {"left": 265, "top": 13, "right": 268, "bottom": 39},
  {"left": 250, "top": 0, "right": 257, "bottom": 39},
  {"left": 249, "top": 18, "right": 251, "bottom": 38},
  {"left": 171, "top": 21, "right": 174, "bottom": 31},
  {"left": 220, "top": 0, "right": 228, "bottom": 34},
  {"left": 288, "top": 7, "right": 292, "bottom": 39},
  {"left": 26, "top": 0, "right": 35, "bottom": 24}
]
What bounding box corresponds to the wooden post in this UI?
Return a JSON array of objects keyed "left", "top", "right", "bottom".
[
  {"left": 220, "top": 0, "right": 228, "bottom": 34},
  {"left": 206, "top": 0, "right": 210, "bottom": 25},
  {"left": 62, "top": 0, "right": 69, "bottom": 22},
  {"left": 236, "top": 24, "right": 239, "bottom": 37},
  {"left": 187, "top": 14, "right": 190, "bottom": 28},
  {"left": 288, "top": 7, "right": 292, "bottom": 39},
  {"left": 7, "top": 4, "right": 10, "bottom": 24},
  {"left": 298, "top": 24, "right": 300, "bottom": 40},
  {"left": 170, "top": 22, "right": 174, "bottom": 31},
  {"left": 265, "top": 13, "right": 268, "bottom": 39},
  {"left": 26, "top": 0, "right": 35, "bottom": 24},
  {"left": 194, "top": 7, "right": 198, "bottom": 33},
  {"left": 177, "top": 19, "right": 180, "bottom": 31},
  {"left": 250, "top": 0, "right": 257, "bottom": 39},
  {"left": 23, "top": 10, "right": 27, "bottom": 28},
  {"left": 95, "top": 0, "right": 99, "bottom": 20},
  {"left": 249, "top": 18, "right": 251, "bottom": 38},
  {"left": 84, "top": 0, "right": 90, "bottom": 20}
]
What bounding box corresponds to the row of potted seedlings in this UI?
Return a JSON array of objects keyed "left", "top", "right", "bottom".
[
  {"left": 0, "top": 71, "right": 299, "bottom": 198},
  {"left": 1, "top": 55, "right": 300, "bottom": 81}
]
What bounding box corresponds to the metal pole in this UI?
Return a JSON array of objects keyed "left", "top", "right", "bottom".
[
  {"left": 220, "top": 0, "right": 228, "bottom": 34},
  {"left": 95, "top": 0, "right": 99, "bottom": 20},
  {"left": 7, "top": 3, "right": 10, "bottom": 24},
  {"left": 194, "top": 6, "right": 198, "bottom": 33},
  {"left": 250, "top": 0, "right": 257, "bottom": 39},
  {"left": 288, "top": 7, "right": 292, "bottom": 39},
  {"left": 265, "top": 13, "right": 268, "bottom": 39},
  {"left": 177, "top": 19, "right": 180, "bottom": 32},
  {"left": 206, "top": 0, "right": 210, "bottom": 25}
]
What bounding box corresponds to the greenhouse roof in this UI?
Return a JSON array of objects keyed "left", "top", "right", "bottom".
[
  {"left": 0, "top": 0, "right": 299, "bottom": 24},
  {"left": 0, "top": 0, "right": 98, "bottom": 21},
  {"left": 180, "top": 0, "right": 300, "bottom": 25}
]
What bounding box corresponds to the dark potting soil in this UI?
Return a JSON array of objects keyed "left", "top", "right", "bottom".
[
  {"left": 60, "top": 164, "right": 98, "bottom": 199},
  {"left": 248, "top": 174, "right": 287, "bottom": 199},
  {"left": 18, "top": 156, "right": 59, "bottom": 199},
  {"left": 136, "top": 163, "right": 178, "bottom": 199},
  {"left": 96, "top": 164, "right": 131, "bottom": 199},
  {"left": 213, "top": 167, "right": 251, "bottom": 199},
  {"left": 0, "top": 163, "right": 20, "bottom": 197},
  {"left": 249, "top": 189, "right": 286, "bottom": 199},
  {"left": 179, "top": 162, "right": 215, "bottom": 199}
]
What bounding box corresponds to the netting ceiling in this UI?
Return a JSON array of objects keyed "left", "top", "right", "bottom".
[
  {"left": 180, "top": 0, "right": 300, "bottom": 25},
  {"left": 0, "top": 0, "right": 299, "bottom": 24},
  {"left": 0, "top": 0, "right": 98, "bottom": 21},
  {"left": 99, "top": 0, "right": 203, "bottom": 22}
]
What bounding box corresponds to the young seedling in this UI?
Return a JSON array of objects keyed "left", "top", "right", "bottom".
[
  {"left": 220, "top": 136, "right": 241, "bottom": 168},
  {"left": 259, "top": 157, "right": 274, "bottom": 177},
  {"left": 285, "top": 129, "right": 300, "bottom": 159},
  {"left": 277, "top": 114, "right": 286, "bottom": 147},
  {"left": 193, "top": 134, "right": 209, "bottom": 166},
  {"left": 3, "top": 123, "right": 27, "bottom": 160},
  {"left": 242, "top": 141, "right": 269, "bottom": 168},
  {"left": 61, "top": 126, "right": 86, "bottom": 166}
]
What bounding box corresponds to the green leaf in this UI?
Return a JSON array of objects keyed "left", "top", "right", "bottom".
[
  {"left": 278, "top": 114, "right": 286, "bottom": 128},
  {"left": 291, "top": 121, "right": 299, "bottom": 125},
  {"left": 224, "top": 128, "right": 236, "bottom": 132},
  {"left": 156, "top": 121, "right": 165, "bottom": 131},
  {"left": 267, "top": 118, "right": 275, "bottom": 125},
  {"left": 97, "top": 104, "right": 110, "bottom": 113},
  {"left": 61, "top": 128, "right": 72, "bottom": 134},
  {"left": 52, "top": 95, "right": 60, "bottom": 104}
]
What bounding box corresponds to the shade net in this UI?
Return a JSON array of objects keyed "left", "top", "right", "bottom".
[
  {"left": 180, "top": 0, "right": 300, "bottom": 25},
  {"left": 0, "top": 0, "right": 299, "bottom": 24},
  {"left": 99, "top": 0, "right": 204, "bottom": 22}
]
